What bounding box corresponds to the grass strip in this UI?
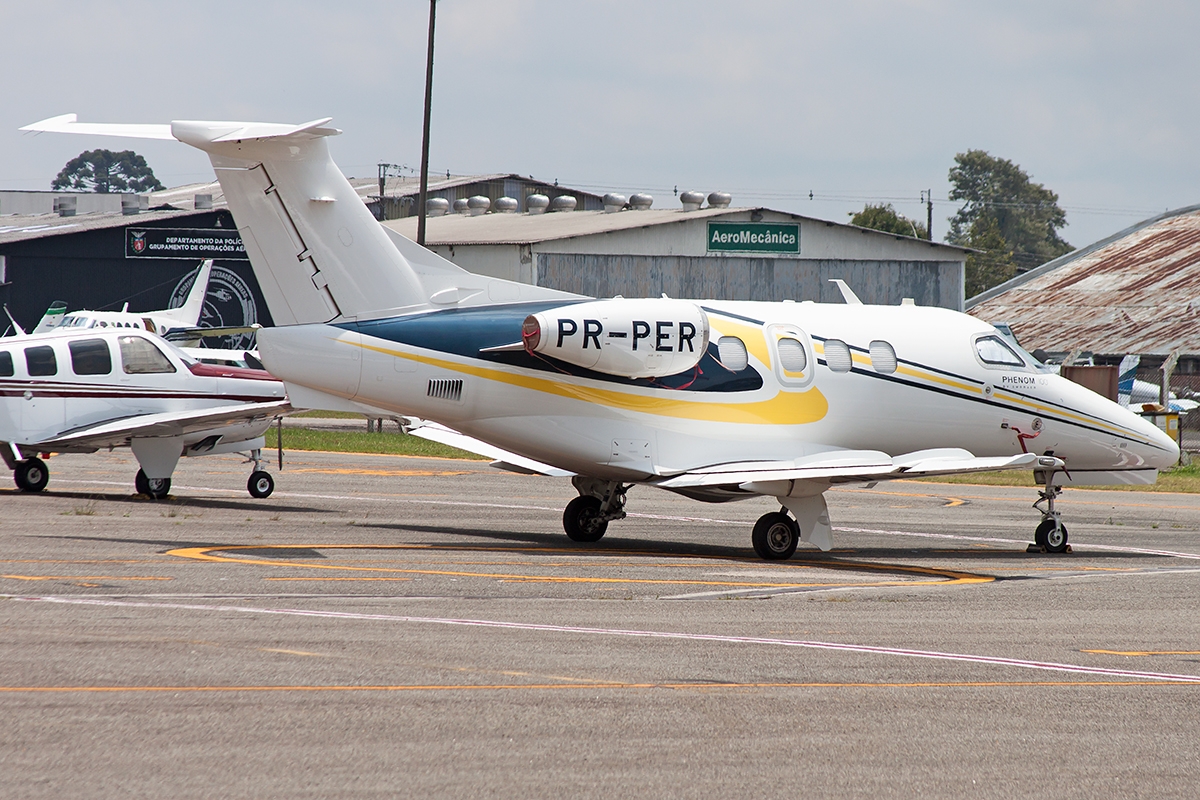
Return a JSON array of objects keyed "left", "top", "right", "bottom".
[{"left": 267, "top": 427, "right": 484, "bottom": 460}]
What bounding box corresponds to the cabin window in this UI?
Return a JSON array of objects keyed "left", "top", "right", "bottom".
[
  {"left": 0, "top": 351, "right": 12, "bottom": 377},
  {"left": 776, "top": 337, "right": 808, "bottom": 373},
  {"left": 823, "top": 339, "right": 852, "bottom": 373},
  {"left": 119, "top": 336, "right": 176, "bottom": 374},
  {"left": 975, "top": 335, "right": 1025, "bottom": 367},
  {"left": 717, "top": 336, "right": 749, "bottom": 372},
  {"left": 25, "top": 345, "right": 57, "bottom": 376},
  {"left": 869, "top": 340, "right": 897, "bottom": 374},
  {"left": 69, "top": 338, "right": 113, "bottom": 375}
]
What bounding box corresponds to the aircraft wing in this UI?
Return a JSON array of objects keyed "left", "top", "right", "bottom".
[
  {"left": 404, "top": 420, "right": 574, "bottom": 477},
  {"left": 655, "top": 449, "right": 1055, "bottom": 491},
  {"left": 31, "top": 401, "right": 292, "bottom": 450}
]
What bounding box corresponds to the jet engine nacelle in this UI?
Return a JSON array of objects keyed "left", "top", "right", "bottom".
[{"left": 522, "top": 299, "right": 710, "bottom": 378}]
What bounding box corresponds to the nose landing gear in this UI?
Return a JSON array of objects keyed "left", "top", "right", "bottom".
[
  {"left": 1031, "top": 471, "right": 1071, "bottom": 554},
  {"left": 244, "top": 448, "right": 275, "bottom": 499}
]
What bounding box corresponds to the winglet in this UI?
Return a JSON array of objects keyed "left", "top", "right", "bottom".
[{"left": 828, "top": 279, "right": 863, "bottom": 305}]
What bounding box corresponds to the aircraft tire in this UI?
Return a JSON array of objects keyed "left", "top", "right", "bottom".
[
  {"left": 1035, "top": 519, "right": 1068, "bottom": 553},
  {"left": 135, "top": 469, "right": 171, "bottom": 500},
  {"left": 248, "top": 471, "right": 275, "bottom": 498},
  {"left": 563, "top": 495, "right": 608, "bottom": 542},
  {"left": 14, "top": 458, "right": 49, "bottom": 492},
  {"left": 752, "top": 512, "right": 799, "bottom": 560}
]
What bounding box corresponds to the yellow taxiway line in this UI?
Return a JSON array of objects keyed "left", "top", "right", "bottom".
[{"left": 168, "top": 543, "right": 993, "bottom": 590}]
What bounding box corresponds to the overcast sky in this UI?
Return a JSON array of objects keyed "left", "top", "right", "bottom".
[{"left": 3, "top": 0, "right": 1198, "bottom": 247}]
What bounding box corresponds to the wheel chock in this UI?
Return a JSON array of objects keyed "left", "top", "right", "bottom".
[{"left": 1025, "top": 544, "right": 1073, "bottom": 554}]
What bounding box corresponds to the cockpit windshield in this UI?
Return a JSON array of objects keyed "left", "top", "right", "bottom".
[{"left": 991, "top": 323, "right": 1054, "bottom": 372}]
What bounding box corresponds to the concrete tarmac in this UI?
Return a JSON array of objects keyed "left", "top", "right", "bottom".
[{"left": 3, "top": 449, "right": 1200, "bottom": 798}]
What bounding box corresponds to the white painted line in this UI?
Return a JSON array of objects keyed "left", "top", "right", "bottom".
[{"left": 13, "top": 595, "right": 1200, "bottom": 684}]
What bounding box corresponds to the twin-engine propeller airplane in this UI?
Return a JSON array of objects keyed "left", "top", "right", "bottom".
[
  {"left": 0, "top": 324, "right": 288, "bottom": 498},
  {"left": 22, "top": 113, "right": 1180, "bottom": 558}
]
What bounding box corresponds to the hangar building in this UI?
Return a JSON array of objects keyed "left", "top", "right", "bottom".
[
  {"left": 967, "top": 204, "right": 1200, "bottom": 373},
  {"left": 2, "top": 180, "right": 968, "bottom": 339},
  {"left": 385, "top": 193, "right": 968, "bottom": 309}
]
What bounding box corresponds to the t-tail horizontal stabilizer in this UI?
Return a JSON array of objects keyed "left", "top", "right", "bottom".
[{"left": 23, "top": 114, "right": 429, "bottom": 326}]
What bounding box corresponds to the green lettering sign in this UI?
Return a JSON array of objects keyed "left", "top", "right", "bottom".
[{"left": 706, "top": 222, "right": 800, "bottom": 254}]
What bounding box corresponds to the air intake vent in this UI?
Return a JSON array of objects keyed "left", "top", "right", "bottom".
[{"left": 427, "top": 378, "right": 463, "bottom": 402}]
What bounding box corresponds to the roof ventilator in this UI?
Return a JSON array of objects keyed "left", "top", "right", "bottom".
[{"left": 679, "top": 191, "right": 705, "bottom": 211}]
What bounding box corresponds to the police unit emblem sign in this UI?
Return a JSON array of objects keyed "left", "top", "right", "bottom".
[
  {"left": 126, "top": 228, "right": 249, "bottom": 260},
  {"left": 706, "top": 222, "right": 800, "bottom": 254}
]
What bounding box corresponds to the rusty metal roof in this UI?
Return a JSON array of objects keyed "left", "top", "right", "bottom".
[{"left": 967, "top": 205, "right": 1200, "bottom": 356}]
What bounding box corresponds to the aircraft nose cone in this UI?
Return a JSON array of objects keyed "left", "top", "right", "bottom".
[{"left": 1147, "top": 422, "right": 1181, "bottom": 469}]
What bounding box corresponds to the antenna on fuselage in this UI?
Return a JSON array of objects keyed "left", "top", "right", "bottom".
[{"left": 828, "top": 279, "right": 863, "bottom": 305}]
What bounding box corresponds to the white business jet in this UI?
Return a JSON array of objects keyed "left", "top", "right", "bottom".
[
  {"left": 31, "top": 259, "right": 214, "bottom": 337},
  {"left": 23, "top": 114, "right": 1179, "bottom": 558},
  {"left": 0, "top": 324, "right": 287, "bottom": 498}
]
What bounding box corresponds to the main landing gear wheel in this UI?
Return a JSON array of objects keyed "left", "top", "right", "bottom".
[
  {"left": 247, "top": 470, "right": 275, "bottom": 499},
  {"left": 752, "top": 511, "right": 800, "bottom": 561},
  {"left": 135, "top": 469, "right": 171, "bottom": 500},
  {"left": 1034, "top": 519, "right": 1069, "bottom": 553},
  {"left": 14, "top": 458, "right": 49, "bottom": 492},
  {"left": 563, "top": 495, "right": 608, "bottom": 543}
]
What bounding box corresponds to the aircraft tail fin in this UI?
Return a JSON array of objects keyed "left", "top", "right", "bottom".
[
  {"left": 1117, "top": 354, "right": 1140, "bottom": 406},
  {"left": 172, "top": 119, "right": 428, "bottom": 325},
  {"left": 161, "top": 260, "right": 212, "bottom": 324},
  {"left": 31, "top": 301, "right": 68, "bottom": 334}
]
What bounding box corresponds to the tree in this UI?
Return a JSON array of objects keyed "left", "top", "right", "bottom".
[
  {"left": 51, "top": 149, "right": 164, "bottom": 193},
  {"left": 962, "top": 215, "right": 1018, "bottom": 299},
  {"left": 850, "top": 203, "right": 928, "bottom": 239},
  {"left": 946, "top": 150, "right": 1071, "bottom": 285}
]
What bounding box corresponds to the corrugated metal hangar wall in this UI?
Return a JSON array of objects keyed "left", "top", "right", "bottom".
[{"left": 537, "top": 253, "right": 961, "bottom": 308}]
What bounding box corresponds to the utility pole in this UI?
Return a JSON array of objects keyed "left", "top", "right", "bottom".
[
  {"left": 416, "top": 0, "right": 437, "bottom": 246},
  {"left": 922, "top": 189, "right": 933, "bottom": 241}
]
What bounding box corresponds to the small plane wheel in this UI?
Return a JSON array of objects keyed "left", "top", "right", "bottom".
[
  {"left": 563, "top": 495, "right": 608, "bottom": 543},
  {"left": 752, "top": 511, "right": 800, "bottom": 561},
  {"left": 14, "top": 458, "right": 49, "bottom": 492},
  {"left": 135, "top": 469, "right": 171, "bottom": 500},
  {"left": 248, "top": 470, "right": 275, "bottom": 499},
  {"left": 1035, "top": 519, "right": 1069, "bottom": 553}
]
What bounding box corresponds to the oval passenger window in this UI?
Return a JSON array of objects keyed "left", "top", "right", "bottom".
[
  {"left": 717, "top": 336, "right": 749, "bottom": 372},
  {"left": 823, "top": 339, "right": 852, "bottom": 373},
  {"left": 869, "top": 340, "right": 897, "bottom": 374},
  {"left": 777, "top": 337, "right": 807, "bottom": 372}
]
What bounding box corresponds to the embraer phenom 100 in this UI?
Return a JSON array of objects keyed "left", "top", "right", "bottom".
[{"left": 23, "top": 114, "right": 1179, "bottom": 558}]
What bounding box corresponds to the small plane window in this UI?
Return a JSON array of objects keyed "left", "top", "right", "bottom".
[
  {"left": 869, "top": 340, "right": 897, "bottom": 374},
  {"left": 25, "top": 345, "right": 57, "bottom": 376},
  {"left": 717, "top": 336, "right": 749, "bottom": 372},
  {"left": 823, "top": 339, "right": 852, "bottom": 373},
  {"left": 976, "top": 335, "right": 1025, "bottom": 367},
  {"left": 0, "top": 350, "right": 12, "bottom": 377},
  {"left": 776, "top": 337, "right": 807, "bottom": 372},
  {"left": 69, "top": 338, "right": 113, "bottom": 375},
  {"left": 119, "top": 335, "right": 176, "bottom": 374}
]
